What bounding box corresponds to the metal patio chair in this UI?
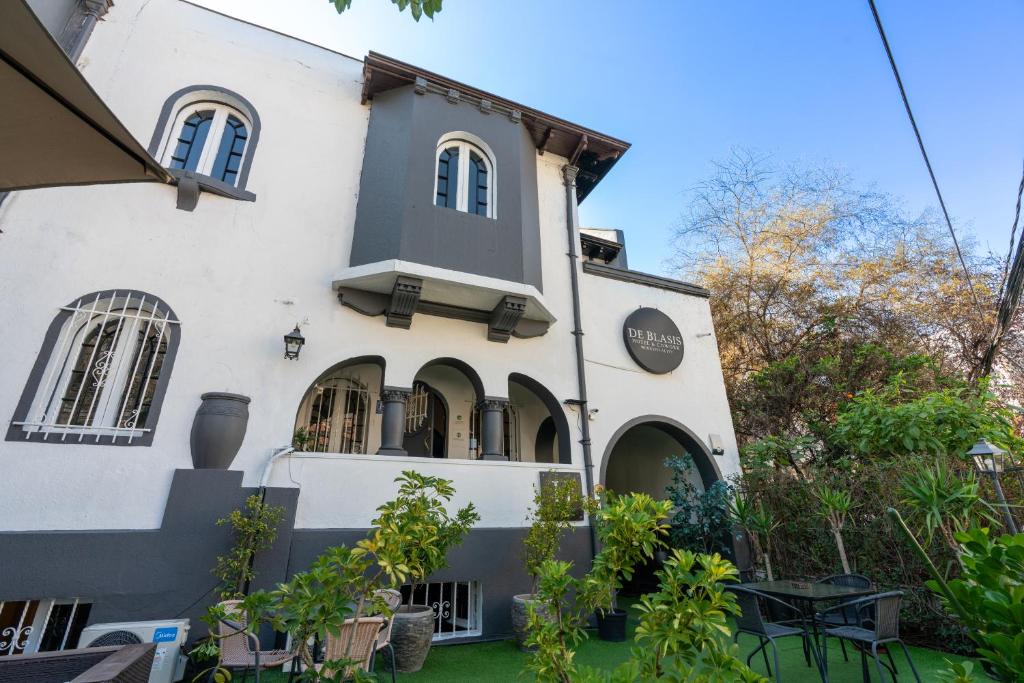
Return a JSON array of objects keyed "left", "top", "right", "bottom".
[
  {"left": 820, "top": 591, "right": 921, "bottom": 683},
  {"left": 216, "top": 600, "right": 294, "bottom": 683},
  {"left": 370, "top": 588, "right": 403, "bottom": 682},
  {"left": 319, "top": 616, "right": 387, "bottom": 681},
  {"left": 728, "top": 586, "right": 821, "bottom": 682},
  {"left": 815, "top": 573, "right": 873, "bottom": 662}
]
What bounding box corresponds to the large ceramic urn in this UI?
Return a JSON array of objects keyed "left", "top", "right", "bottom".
[{"left": 189, "top": 392, "right": 251, "bottom": 470}]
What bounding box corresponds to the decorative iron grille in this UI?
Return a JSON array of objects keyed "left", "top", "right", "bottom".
[
  {"left": 400, "top": 581, "right": 482, "bottom": 641},
  {"left": 301, "top": 376, "right": 370, "bottom": 454},
  {"left": 13, "top": 291, "right": 178, "bottom": 443},
  {"left": 0, "top": 599, "right": 91, "bottom": 658}
]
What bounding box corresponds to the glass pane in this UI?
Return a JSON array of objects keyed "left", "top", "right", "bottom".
[
  {"left": 169, "top": 110, "right": 214, "bottom": 171},
  {"left": 116, "top": 324, "right": 168, "bottom": 430},
  {"left": 436, "top": 147, "right": 459, "bottom": 209},
  {"left": 469, "top": 152, "right": 488, "bottom": 216},
  {"left": 211, "top": 115, "right": 248, "bottom": 184},
  {"left": 58, "top": 319, "right": 123, "bottom": 427}
]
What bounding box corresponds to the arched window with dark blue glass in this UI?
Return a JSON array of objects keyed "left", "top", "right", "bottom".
[
  {"left": 434, "top": 135, "right": 494, "bottom": 218},
  {"left": 160, "top": 102, "right": 253, "bottom": 188},
  {"left": 168, "top": 110, "right": 214, "bottom": 172}
]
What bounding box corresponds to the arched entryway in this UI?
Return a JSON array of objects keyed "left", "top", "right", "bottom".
[
  {"left": 600, "top": 416, "right": 739, "bottom": 592},
  {"left": 507, "top": 373, "right": 571, "bottom": 465},
  {"left": 406, "top": 358, "right": 484, "bottom": 459}
]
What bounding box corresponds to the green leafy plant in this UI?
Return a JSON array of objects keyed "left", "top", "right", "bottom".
[
  {"left": 213, "top": 494, "right": 286, "bottom": 599},
  {"left": 900, "top": 460, "right": 995, "bottom": 559},
  {"left": 935, "top": 659, "right": 979, "bottom": 683},
  {"left": 354, "top": 470, "right": 479, "bottom": 605},
  {"left": 665, "top": 455, "right": 734, "bottom": 555},
  {"left": 814, "top": 484, "right": 855, "bottom": 573},
  {"left": 890, "top": 509, "right": 1024, "bottom": 681},
  {"left": 523, "top": 491, "right": 671, "bottom": 683},
  {"left": 728, "top": 493, "right": 779, "bottom": 580},
  {"left": 523, "top": 476, "right": 597, "bottom": 593},
  {"left": 329, "top": 0, "right": 441, "bottom": 21}
]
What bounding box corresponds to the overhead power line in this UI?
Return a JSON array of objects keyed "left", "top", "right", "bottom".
[{"left": 866, "top": 0, "right": 983, "bottom": 313}]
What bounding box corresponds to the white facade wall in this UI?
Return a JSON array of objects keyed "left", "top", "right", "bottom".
[{"left": 0, "top": 0, "right": 739, "bottom": 539}]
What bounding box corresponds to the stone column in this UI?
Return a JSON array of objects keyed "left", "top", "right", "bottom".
[
  {"left": 480, "top": 399, "right": 508, "bottom": 461},
  {"left": 378, "top": 389, "right": 410, "bottom": 456}
]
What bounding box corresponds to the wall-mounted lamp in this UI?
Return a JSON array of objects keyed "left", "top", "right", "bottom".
[
  {"left": 283, "top": 325, "right": 305, "bottom": 360},
  {"left": 708, "top": 433, "right": 725, "bottom": 455}
]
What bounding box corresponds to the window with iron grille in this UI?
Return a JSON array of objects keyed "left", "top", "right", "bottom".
[
  {"left": 297, "top": 375, "right": 371, "bottom": 454},
  {"left": 399, "top": 581, "right": 482, "bottom": 641},
  {"left": 0, "top": 599, "right": 92, "bottom": 658},
  {"left": 8, "top": 290, "right": 180, "bottom": 446}
]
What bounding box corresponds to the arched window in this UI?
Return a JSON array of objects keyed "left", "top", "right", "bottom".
[
  {"left": 434, "top": 134, "right": 495, "bottom": 218},
  {"left": 163, "top": 104, "right": 251, "bottom": 185},
  {"left": 296, "top": 375, "right": 370, "bottom": 454},
  {"left": 8, "top": 291, "right": 180, "bottom": 446},
  {"left": 150, "top": 86, "right": 260, "bottom": 191}
]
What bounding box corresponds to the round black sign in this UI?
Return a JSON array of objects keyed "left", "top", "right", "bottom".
[{"left": 622, "top": 308, "right": 684, "bottom": 374}]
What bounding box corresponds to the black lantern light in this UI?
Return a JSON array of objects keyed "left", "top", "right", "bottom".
[
  {"left": 967, "top": 438, "right": 1019, "bottom": 534},
  {"left": 283, "top": 325, "right": 305, "bottom": 360}
]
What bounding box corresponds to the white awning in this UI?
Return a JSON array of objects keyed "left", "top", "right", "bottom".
[{"left": 0, "top": 0, "right": 172, "bottom": 191}]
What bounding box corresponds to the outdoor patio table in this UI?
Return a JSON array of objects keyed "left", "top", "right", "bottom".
[{"left": 734, "top": 580, "right": 878, "bottom": 682}]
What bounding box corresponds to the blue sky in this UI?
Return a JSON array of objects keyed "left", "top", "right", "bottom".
[{"left": 196, "top": 0, "right": 1024, "bottom": 276}]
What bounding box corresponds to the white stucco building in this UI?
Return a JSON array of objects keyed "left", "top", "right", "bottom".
[{"left": 0, "top": 0, "right": 740, "bottom": 652}]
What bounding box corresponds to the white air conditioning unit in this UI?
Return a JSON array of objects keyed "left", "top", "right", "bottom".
[{"left": 78, "top": 619, "right": 190, "bottom": 683}]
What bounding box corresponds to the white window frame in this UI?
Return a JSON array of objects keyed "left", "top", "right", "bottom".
[
  {"left": 433, "top": 132, "right": 496, "bottom": 219},
  {"left": 160, "top": 102, "right": 251, "bottom": 185}
]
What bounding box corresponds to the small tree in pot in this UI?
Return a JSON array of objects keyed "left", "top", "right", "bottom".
[
  {"left": 355, "top": 471, "right": 479, "bottom": 673},
  {"left": 588, "top": 489, "right": 672, "bottom": 641},
  {"left": 513, "top": 476, "right": 597, "bottom": 650}
]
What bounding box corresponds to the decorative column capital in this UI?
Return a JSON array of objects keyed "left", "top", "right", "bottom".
[
  {"left": 478, "top": 398, "right": 508, "bottom": 412},
  {"left": 381, "top": 388, "right": 411, "bottom": 403},
  {"left": 562, "top": 164, "right": 579, "bottom": 188}
]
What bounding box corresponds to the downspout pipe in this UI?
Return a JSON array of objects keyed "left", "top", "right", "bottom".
[{"left": 562, "top": 164, "right": 598, "bottom": 558}]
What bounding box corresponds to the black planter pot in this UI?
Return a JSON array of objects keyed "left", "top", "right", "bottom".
[
  {"left": 189, "top": 392, "right": 250, "bottom": 469},
  {"left": 596, "top": 609, "right": 628, "bottom": 642}
]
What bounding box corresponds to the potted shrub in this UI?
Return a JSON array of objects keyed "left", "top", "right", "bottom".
[
  {"left": 357, "top": 471, "right": 479, "bottom": 673},
  {"left": 589, "top": 490, "right": 672, "bottom": 641},
  {"left": 512, "top": 476, "right": 595, "bottom": 651}
]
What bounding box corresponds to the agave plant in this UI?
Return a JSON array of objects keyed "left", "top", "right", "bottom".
[
  {"left": 814, "top": 484, "right": 856, "bottom": 574},
  {"left": 900, "top": 459, "right": 995, "bottom": 559}
]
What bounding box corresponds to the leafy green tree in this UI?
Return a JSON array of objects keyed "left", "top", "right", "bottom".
[
  {"left": 728, "top": 493, "right": 779, "bottom": 580},
  {"left": 665, "top": 455, "right": 734, "bottom": 555},
  {"left": 523, "top": 476, "right": 597, "bottom": 593},
  {"left": 900, "top": 460, "right": 995, "bottom": 559},
  {"left": 329, "top": 0, "right": 441, "bottom": 21},
  {"left": 213, "top": 494, "right": 286, "bottom": 599}
]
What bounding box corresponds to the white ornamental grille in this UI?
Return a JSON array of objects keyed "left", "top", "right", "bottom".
[
  {"left": 0, "top": 599, "right": 91, "bottom": 658},
  {"left": 14, "top": 291, "right": 178, "bottom": 443},
  {"left": 404, "top": 383, "right": 430, "bottom": 433},
  {"left": 401, "top": 581, "right": 482, "bottom": 641}
]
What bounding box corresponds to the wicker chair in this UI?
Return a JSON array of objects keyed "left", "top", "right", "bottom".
[
  {"left": 820, "top": 591, "right": 922, "bottom": 683},
  {"left": 727, "top": 586, "right": 821, "bottom": 682},
  {"left": 319, "top": 617, "right": 387, "bottom": 681},
  {"left": 217, "top": 600, "right": 294, "bottom": 682},
  {"left": 370, "top": 589, "right": 403, "bottom": 682}
]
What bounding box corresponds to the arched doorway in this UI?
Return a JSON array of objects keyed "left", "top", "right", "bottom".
[
  {"left": 601, "top": 416, "right": 738, "bottom": 592},
  {"left": 409, "top": 358, "right": 484, "bottom": 459}
]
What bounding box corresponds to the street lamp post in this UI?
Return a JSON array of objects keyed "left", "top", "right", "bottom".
[{"left": 967, "top": 439, "right": 1019, "bottom": 535}]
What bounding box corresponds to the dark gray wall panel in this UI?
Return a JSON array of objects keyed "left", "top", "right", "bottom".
[
  {"left": 0, "top": 470, "right": 298, "bottom": 642},
  {"left": 351, "top": 86, "right": 543, "bottom": 291}
]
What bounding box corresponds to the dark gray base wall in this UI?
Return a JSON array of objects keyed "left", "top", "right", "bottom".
[
  {"left": 288, "top": 527, "right": 593, "bottom": 641},
  {"left": 0, "top": 469, "right": 298, "bottom": 638}
]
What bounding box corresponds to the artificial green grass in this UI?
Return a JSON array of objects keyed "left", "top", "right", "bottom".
[{"left": 261, "top": 605, "right": 964, "bottom": 682}]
